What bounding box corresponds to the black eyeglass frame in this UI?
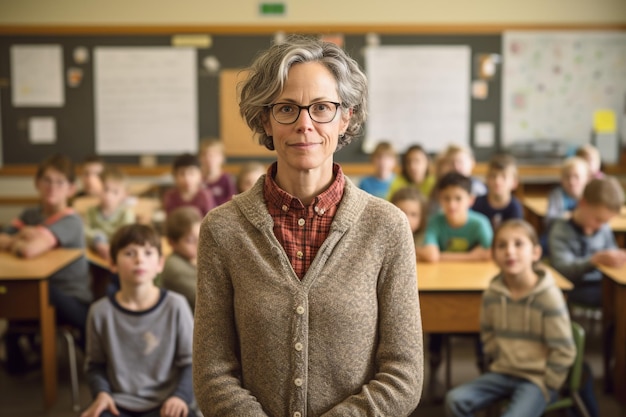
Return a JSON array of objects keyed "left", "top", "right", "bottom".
[{"left": 267, "top": 101, "right": 342, "bottom": 125}]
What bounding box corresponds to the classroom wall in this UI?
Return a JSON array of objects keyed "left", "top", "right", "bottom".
[{"left": 1, "top": 0, "right": 625, "bottom": 26}]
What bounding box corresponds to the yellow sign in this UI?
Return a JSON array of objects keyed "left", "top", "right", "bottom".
[{"left": 593, "top": 109, "right": 616, "bottom": 133}]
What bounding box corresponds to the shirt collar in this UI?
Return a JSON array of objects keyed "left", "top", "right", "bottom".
[{"left": 263, "top": 162, "right": 345, "bottom": 214}]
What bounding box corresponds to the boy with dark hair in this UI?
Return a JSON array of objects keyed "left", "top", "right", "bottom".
[
  {"left": 549, "top": 177, "right": 626, "bottom": 307},
  {"left": 81, "top": 223, "right": 196, "bottom": 417},
  {"left": 421, "top": 171, "right": 493, "bottom": 263},
  {"left": 472, "top": 154, "right": 523, "bottom": 230},
  {"left": 161, "top": 206, "right": 202, "bottom": 311},
  {"left": 75, "top": 154, "right": 105, "bottom": 198},
  {"left": 163, "top": 153, "right": 216, "bottom": 217}
]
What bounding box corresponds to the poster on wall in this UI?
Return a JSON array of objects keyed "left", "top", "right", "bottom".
[
  {"left": 11, "top": 45, "right": 65, "bottom": 107},
  {"left": 364, "top": 45, "right": 471, "bottom": 154},
  {"left": 502, "top": 31, "right": 626, "bottom": 147},
  {"left": 94, "top": 47, "right": 197, "bottom": 154}
]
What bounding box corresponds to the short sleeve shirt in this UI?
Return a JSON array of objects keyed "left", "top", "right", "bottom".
[
  {"left": 472, "top": 195, "right": 523, "bottom": 230},
  {"left": 423, "top": 210, "right": 493, "bottom": 252}
]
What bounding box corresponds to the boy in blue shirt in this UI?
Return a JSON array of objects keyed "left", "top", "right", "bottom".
[
  {"left": 421, "top": 172, "right": 493, "bottom": 263},
  {"left": 472, "top": 154, "right": 523, "bottom": 230},
  {"left": 420, "top": 172, "right": 493, "bottom": 398},
  {"left": 359, "top": 141, "right": 397, "bottom": 199}
]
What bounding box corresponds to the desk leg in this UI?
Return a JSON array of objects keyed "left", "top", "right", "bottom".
[
  {"left": 603, "top": 276, "right": 615, "bottom": 393},
  {"left": 39, "top": 281, "right": 57, "bottom": 408},
  {"left": 613, "top": 285, "right": 626, "bottom": 406}
]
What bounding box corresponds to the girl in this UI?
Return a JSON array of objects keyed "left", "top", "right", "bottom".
[
  {"left": 390, "top": 187, "right": 428, "bottom": 248},
  {"left": 387, "top": 144, "right": 435, "bottom": 200},
  {"left": 445, "top": 219, "right": 575, "bottom": 417}
]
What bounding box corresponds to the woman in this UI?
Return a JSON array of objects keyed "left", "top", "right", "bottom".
[{"left": 193, "top": 36, "right": 423, "bottom": 417}]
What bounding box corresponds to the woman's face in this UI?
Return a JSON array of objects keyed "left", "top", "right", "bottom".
[{"left": 263, "top": 62, "right": 350, "bottom": 175}]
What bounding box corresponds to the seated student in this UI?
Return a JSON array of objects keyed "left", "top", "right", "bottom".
[
  {"left": 161, "top": 207, "right": 201, "bottom": 311},
  {"left": 163, "top": 153, "right": 216, "bottom": 217},
  {"left": 421, "top": 171, "right": 493, "bottom": 263},
  {"left": 420, "top": 172, "right": 493, "bottom": 386},
  {"left": 84, "top": 165, "right": 135, "bottom": 262},
  {"left": 81, "top": 224, "right": 195, "bottom": 417},
  {"left": 576, "top": 144, "right": 604, "bottom": 179},
  {"left": 359, "top": 141, "right": 398, "bottom": 199},
  {"left": 198, "top": 138, "right": 237, "bottom": 206},
  {"left": 545, "top": 156, "right": 590, "bottom": 228},
  {"left": 445, "top": 219, "right": 575, "bottom": 417},
  {"left": 387, "top": 144, "right": 436, "bottom": 200},
  {"left": 390, "top": 187, "right": 429, "bottom": 248},
  {"left": 236, "top": 161, "right": 265, "bottom": 194},
  {"left": 549, "top": 177, "right": 626, "bottom": 308},
  {"left": 472, "top": 154, "right": 523, "bottom": 230},
  {"left": 75, "top": 154, "right": 105, "bottom": 199},
  {"left": 440, "top": 144, "right": 487, "bottom": 197},
  {"left": 0, "top": 154, "right": 92, "bottom": 373}
]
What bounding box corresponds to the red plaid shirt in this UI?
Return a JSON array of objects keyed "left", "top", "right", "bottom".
[{"left": 264, "top": 162, "right": 345, "bottom": 280}]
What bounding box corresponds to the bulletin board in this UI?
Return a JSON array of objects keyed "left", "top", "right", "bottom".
[{"left": 502, "top": 31, "right": 626, "bottom": 146}]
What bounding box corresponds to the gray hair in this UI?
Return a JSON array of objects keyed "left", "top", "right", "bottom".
[{"left": 239, "top": 35, "right": 368, "bottom": 151}]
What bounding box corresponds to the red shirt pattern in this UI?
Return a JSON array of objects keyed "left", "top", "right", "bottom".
[{"left": 264, "top": 163, "right": 345, "bottom": 279}]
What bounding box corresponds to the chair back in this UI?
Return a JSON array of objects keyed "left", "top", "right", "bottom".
[{"left": 567, "top": 321, "right": 586, "bottom": 393}]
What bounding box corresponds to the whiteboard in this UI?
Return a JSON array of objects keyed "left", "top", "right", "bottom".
[
  {"left": 364, "top": 45, "right": 471, "bottom": 154},
  {"left": 502, "top": 31, "right": 626, "bottom": 147},
  {"left": 94, "top": 47, "right": 197, "bottom": 154}
]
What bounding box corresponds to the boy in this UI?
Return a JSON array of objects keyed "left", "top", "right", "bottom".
[
  {"left": 0, "top": 154, "right": 92, "bottom": 373},
  {"left": 163, "top": 153, "right": 216, "bottom": 217},
  {"left": 75, "top": 154, "right": 105, "bottom": 198},
  {"left": 359, "top": 141, "right": 397, "bottom": 199},
  {"left": 420, "top": 171, "right": 493, "bottom": 263},
  {"left": 545, "top": 156, "right": 590, "bottom": 227},
  {"left": 84, "top": 165, "right": 135, "bottom": 261},
  {"left": 198, "top": 138, "right": 237, "bottom": 206},
  {"left": 549, "top": 177, "right": 626, "bottom": 308},
  {"left": 81, "top": 224, "right": 196, "bottom": 417},
  {"left": 472, "top": 154, "right": 523, "bottom": 230},
  {"left": 419, "top": 172, "right": 493, "bottom": 388},
  {"left": 576, "top": 144, "right": 604, "bottom": 179},
  {"left": 161, "top": 207, "right": 201, "bottom": 311},
  {"left": 440, "top": 144, "right": 487, "bottom": 197}
]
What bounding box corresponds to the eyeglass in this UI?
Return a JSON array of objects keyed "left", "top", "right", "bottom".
[{"left": 268, "top": 101, "right": 341, "bottom": 125}]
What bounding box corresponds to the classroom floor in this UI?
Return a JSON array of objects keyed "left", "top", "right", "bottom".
[{"left": 0, "top": 317, "right": 624, "bottom": 417}]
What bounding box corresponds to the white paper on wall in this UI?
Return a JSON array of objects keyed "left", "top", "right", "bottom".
[
  {"left": 364, "top": 45, "right": 471, "bottom": 154},
  {"left": 94, "top": 47, "right": 197, "bottom": 154},
  {"left": 11, "top": 44, "right": 65, "bottom": 107}
]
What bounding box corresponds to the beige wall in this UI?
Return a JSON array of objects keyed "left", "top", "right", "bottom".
[{"left": 1, "top": 0, "right": 625, "bottom": 26}]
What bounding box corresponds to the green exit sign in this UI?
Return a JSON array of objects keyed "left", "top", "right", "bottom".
[{"left": 260, "top": 2, "right": 286, "bottom": 16}]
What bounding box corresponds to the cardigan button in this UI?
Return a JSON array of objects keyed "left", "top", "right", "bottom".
[
  {"left": 294, "top": 378, "right": 303, "bottom": 387},
  {"left": 295, "top": 342, "right": 303, "bottom": 351},
  {"left": 294, "top": 412, "right": 302, "bottom": 417},
  {"left": 296, "top": 306, "right": 305, "bottom": 315}
]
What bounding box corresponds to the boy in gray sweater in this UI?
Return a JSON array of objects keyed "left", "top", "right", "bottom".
[
  {"left": 81, "top": 224, "right": 195, "bottom": 417},
  {"left": 549, "top": 177, "right": 626, "bottom": 307}
]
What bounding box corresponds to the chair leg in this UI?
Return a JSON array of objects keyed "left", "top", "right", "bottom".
[
  {"left": 572, "top": 392, "right": 591, "bottom": 417},
  {"left": 445, "top": 335, "right": 452, "bottom": 390},
  {"left": 59, "top": 328, "right": 81, "bottom": 412}
]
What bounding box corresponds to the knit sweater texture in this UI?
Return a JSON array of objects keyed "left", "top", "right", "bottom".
[{"left": 193, "top": 175, "right": 423, "bottom": 417}]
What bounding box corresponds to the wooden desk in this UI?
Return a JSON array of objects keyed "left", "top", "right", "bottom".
[
  {"left": 599, "top": 264, "right": 626, "bottom": 404},
  {"left": 0, "top": 249, "right": 83, "bottom": 409},
  {"left": 418, "top": 261, "right": 573, "bottom": 333}
]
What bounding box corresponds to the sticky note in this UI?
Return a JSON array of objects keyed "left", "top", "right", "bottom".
[{"left": 593, "top": 109, "right": 616, "bottom": 133}]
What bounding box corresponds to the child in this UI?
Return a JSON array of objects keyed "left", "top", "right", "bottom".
[
  {"left": 387, "top": 144, "right": 436, "bottom": 200},
  {"left": 439, "top": 144, "right": 487, "bottom": 197},
  {"left": 420, "top": 172, "right": 493, "bottom": 381},
  {"left": 545, "top": 156, "right": 590, "bottom": 227},
  {"left": 472, "top": 154, "right": 523, "bottom": 230},
  {"left": 0, "top": 154, "right": 92, "bottom": 372},
  {"left": 198, "top": 138, "right": 237, "bottom": 206},
  {"left": 163, "top": 153, "right": 216, "bottom": 217},
  {"left": 75, "top": 154, "right": 105, "bottom": 198},
  {"left": 421, "top": 171, "right": 493, "bottom": 263},
  {"left": 161, "top": 207, "right": 201, "bottom": 311},
  {"left": 445, "top": 219, "right": 576, "bottom": 417},
  {"left": 84, "top": 165, "right": 135, "bottom": 262},
  {"left": 81, "top": 224, "right": 196, "bottom": 417},
  {"left": 576, "top": 144, "right": 604, "bottom": 179},
  {"left": 549, "top": 177, "right": 626, "bottom": 308},
  {"left": 236, "top": 161, "right": 265, "bottom": 194},
  {"left": 359, "top": 141, "right": 397, "bottom": 199},
  {"left": 390, "top": 187, "right": 428, "bottom": 247}
]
